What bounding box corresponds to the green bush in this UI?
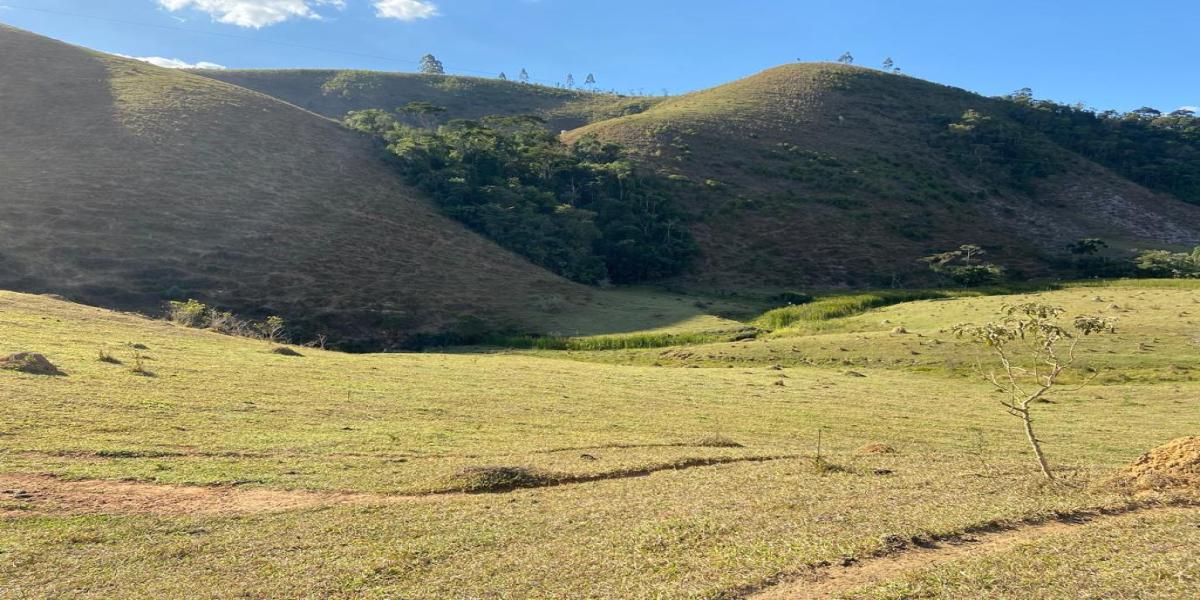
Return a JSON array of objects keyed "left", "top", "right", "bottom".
[
  {"left": 1134, "top": 247, "right": 1200, "bottom": 278},
  {"left": 167, "top": 299, "right": 208, "bottom": 327},
  {"left": 165, "top": 299, "right": 287, "bottom": 343}
]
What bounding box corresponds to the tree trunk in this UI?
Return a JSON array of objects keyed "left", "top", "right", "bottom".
[{"left": 1020, "top": 407, "right": 1054, "bottom": 480}]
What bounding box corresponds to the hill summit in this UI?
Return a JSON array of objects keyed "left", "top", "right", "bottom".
[{"left": 566, "top": 63, "right": 1200, "bottom": 287}]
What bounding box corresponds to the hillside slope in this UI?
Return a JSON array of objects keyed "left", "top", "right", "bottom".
[
  {"left": 196, "top": 69, "right": 661, "bottom": 131},
  {"left": 566, "top": 64, "right": 1200, "bottom": 288},
  {"left": 0, "top": 25, "right": 585, "bottom": 347}
]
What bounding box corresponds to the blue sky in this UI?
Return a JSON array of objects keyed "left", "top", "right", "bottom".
[{"left": 1, "top": 0, "right": 1196, "bottom": 112}]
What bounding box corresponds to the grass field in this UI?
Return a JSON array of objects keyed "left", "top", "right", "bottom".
[
  {"left": 549, "top": 280, "right": 1200, "bottom": 383},
  {"left": 2, "top": 280, "right": 1197, "bottom": 598}
]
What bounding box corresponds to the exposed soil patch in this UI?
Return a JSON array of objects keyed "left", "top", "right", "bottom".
[
  {"left": 744, "top": 503, "right": 1199, "bottom": 599},
  {"left": 0, "top": 474, "right": 411, "bottom": 517},
  {"left": 0, "top": 352, "right": 63, "bottom": 376},
  {"left": 1114, "top": 436, "right": 1200, "bottom": 491}
]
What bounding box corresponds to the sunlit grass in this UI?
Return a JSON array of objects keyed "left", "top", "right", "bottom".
[{"left": 2, "top": 285, "right": 1197, "bottom": 598}]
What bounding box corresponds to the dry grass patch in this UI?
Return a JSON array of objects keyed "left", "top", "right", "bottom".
[
  {"left": 856, "top": 443, "right": 897, "bottom": 455},
  {"left": 694, "top": 435, "right": 745, "bottom": 448}
]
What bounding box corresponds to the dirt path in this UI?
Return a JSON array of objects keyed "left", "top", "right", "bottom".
[
  {"left": 0, "top": 456, "right": 797, "bottom": 518},
  {"left": 747, "top": 504, "right": 1198, "bottom": 599},
  {"left": 0, "top": 474, "right": 419, "bottom": 517}
]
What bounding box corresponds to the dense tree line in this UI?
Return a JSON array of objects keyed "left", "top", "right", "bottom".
[
  {"left": 999, "top": 92, "right": 1200, "bottom": 204},
  {"left": 1134, "top": 247, "right": 1200, "bottom": 278},
  {"left": 932, "top": 108, "right": 1062, "bottom": 190},
  {"left": 346, "top": 110, "right": 696, "bottom": 284}
]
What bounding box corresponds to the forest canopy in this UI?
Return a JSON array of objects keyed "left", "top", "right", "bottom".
[
  {"left": 1000, "top": 93, "right": 1200, "bottom": 204},
  {"left": 346, "top": 110, "right": 697, "bottom": 284}
]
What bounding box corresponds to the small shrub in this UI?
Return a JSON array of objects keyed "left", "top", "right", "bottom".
[
  {"left": 303, "top": 334, "right": 329, "bottom": 351},
  {"left": 207, "top": 310, "right": 253, "bottom": 337},
  {"left": 129, "top": 353, "right": 154, "bottom": 377},
  {"left": 167, "top": 299, "right": 208, "bottom": 327},
  {"left": 260, "top": 316, "right": 288, "bottom": 344},
  {"left": 164, "top": 299, "right": 288, "bottom": 344},
  {"left": 97, "top": 349, "right": 122, "bottom": 364}
]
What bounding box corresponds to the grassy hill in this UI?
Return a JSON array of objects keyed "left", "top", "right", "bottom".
[
  {"left": 565, "top": 63, "right": 1200, "bottom": 289},
  {"left": 0, "top": 25, "right": 591, "bottom": 347},
  {"left": 3, "top": 283, "right": 1198, "bottom": 597},
  {"left": 195, "top": 68, "right": 662, "bottom": 131}
]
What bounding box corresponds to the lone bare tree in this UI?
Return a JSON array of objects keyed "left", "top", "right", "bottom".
[{"left": 953, "top": 303, "right": 1114, "bottom": 480}]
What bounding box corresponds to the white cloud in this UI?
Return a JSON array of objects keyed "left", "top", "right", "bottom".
[
  {"left": 374, "top": 0, "right": 439, "bottom": 21},
  {"left": 157, "top": 0, "right": 345, "bottom": 28},
  {"left": 117, "top": 54, "right": 227, "bottom": 69}
]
